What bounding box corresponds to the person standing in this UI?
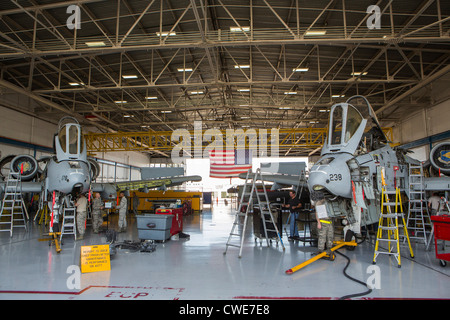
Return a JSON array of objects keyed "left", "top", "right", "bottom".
[
  {"left": 282, "top": 190, "right": 302, "bottom": 240},
  {"left": 75, "top": 193, "right": 88, "bottom": 240},
  {"left": 132, "top": 192, "right": 140, "bottom": 215},
  {"left": 117, "top": 192, "right": 128, "bottom": 232},
  {"left": 312, "top": 191, "right": 335, "bottom": 260},
  {"left": 92, "top": 193, "right": 104, "bottom": 233}
]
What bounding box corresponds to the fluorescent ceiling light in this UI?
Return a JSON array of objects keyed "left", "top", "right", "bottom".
[
  {"left": 240, "top": 116, "right": 250, "bottom": 119},
  {"left": 69, "top": 82, "right": 84, "bottom": 86},
  {"left": 284, "top": 91, "right": 297, "bottom": 95},
  {"left": 293, "top": 68, "right": 309, "bottom": 72},
  {"left": 123, "top": 114, "right": 134, "bottom": 118},
  {"left": 332, "top": 94, "right": 345, "bottom": 98},
  {"left": 351, "top": 72, "right": 368, "bottom": 76},
  {"left": 122, "top": 75, "right": 138, "bottom": 79},
  {"left": 115, "top": 100, "right": 127, "bottom": 104},
  {"left": 319, "top": 109, "right": 330, "bottom": 112},
  {"left": 309, "top": 121, "right": 319, "bottom": 123},
  {"left": 234, "top": 65, "right": 250, "bottom": 69},
  {"left": 145, "top": 96, "right": 158, "bottom": 100},
  {"left": 237, "top": 88, "right": 250, "bottom": 92},
  {"left": 161, "top": 110, "right": 172, "bottom": 113},
  {"left": 85, "top": 41, "right": 106, "bottom": 47},
  {"left": 156, "top": 32, "right": 176, "bottom": 36},
  {"left": 190, "top": 91, "right": 204, "bottom": 95},
  {"left": 304, "top": 30, "right": 327, "bottom": 36},
  {"left": 177, "top": 68, "right": 193, "bottom": 72},
  {"left": 279, "top": 107, "right": 291, "bottom": 109},
  {"left": 230, "top": 26, "right": 250, "bottom": 32}
]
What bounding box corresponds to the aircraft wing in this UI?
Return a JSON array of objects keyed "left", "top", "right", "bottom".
[
  {"left": 423, "top": 177, "right": 450, "bottom": 191},
  {"left": 102, "top": 175, "right": 202, "bottom": 192},
  {"left": 238, "top": 172, "right": 306, "bottom": 189},
  {"left": 0, "top": 181, "right": 42, "bottom": 194}
]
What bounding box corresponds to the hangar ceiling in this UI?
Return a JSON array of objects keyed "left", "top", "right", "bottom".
[{"left": 0, "top": 0, "right": 449, "bottom": 156}]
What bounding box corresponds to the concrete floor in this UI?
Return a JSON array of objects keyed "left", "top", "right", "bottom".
[{"left": 0, "top": 204, "right": 449, "bottom": 301}]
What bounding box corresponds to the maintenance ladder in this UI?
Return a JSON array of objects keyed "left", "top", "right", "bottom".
[
  {"left": 60, "top": 199, "right": 77, "bottom": 242},
  {"left": 224, "top": 168, "right": 285, "bottom": 258},
  {"left": 406, "top": 163, "right": 432, "bottom": 246},
  {"left": 0, "top": 172, "right": 28, "bottom": 237},
  {"left": 373, "top": 187, "right": 414, "bottom": 268}
]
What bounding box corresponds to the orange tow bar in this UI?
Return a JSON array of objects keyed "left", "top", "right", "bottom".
[{"left": 285, "top": 241, "right": 357, "bottom": 275}]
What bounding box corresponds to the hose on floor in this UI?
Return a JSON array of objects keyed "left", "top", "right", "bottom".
[{"left": 335, "top": 250, "right": 372, "bottom": 300}]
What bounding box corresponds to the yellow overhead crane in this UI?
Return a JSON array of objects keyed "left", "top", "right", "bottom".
[{"left": 85, "top": 127, "right": 394, "bottom": 153}]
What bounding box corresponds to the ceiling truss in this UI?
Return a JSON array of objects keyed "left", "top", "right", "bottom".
[{"left": 0, "top": 0, "right": 449, "bottom": 156}]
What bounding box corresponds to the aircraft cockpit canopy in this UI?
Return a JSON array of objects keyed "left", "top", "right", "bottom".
[
  {"left": 55, "top": 117, "right": 87, "bottom": 161},
  {"left": 330, "top": 104, "right": 363, "bottom": 146},
  {"left": 58, "top": 124, "right": 84, "bottom": 155},
  {"left": 323, "top": 95, "right": 388, "bottom": 156},
  {"left": 346, "top": 95, "right": 388, "bottom": 145}
]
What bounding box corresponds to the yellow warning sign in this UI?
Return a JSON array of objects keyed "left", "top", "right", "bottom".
[{"left": 80, "top": 245, "right": 111, "bottom": 273}]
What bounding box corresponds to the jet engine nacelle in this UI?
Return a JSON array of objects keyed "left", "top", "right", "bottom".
[
  {"left": 88, "top": 157, "right": 101, "bottom": 181},
  {"left": 430, "top": 142, "right": 450, "bottom": 175},
  {"left": 10, "top": 155, "right": 39, "bottom": 181}
]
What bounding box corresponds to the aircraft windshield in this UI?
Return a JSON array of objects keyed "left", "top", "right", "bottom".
[
  {"left": 330, "top": 106, "right": 343, "bottom": 145},
  {"left": 58, "top": 124, "right": 84, "bottom": 155},
  {"left": 345, "top": 106, "right": 363, "bottom": 143},
  {"left": 346, "top": 95, "right": 387, "bottom": 144}
]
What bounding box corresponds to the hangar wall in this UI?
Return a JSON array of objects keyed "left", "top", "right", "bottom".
[
  {"left": 0, "top": 105, "right": 55, "bottom": 159},
  {"left": 0, "top": 104, "right": 149, "bottom": 182},
  {"left": 393, "top": 98, "right": 450, "bottom": 144},
  {"left": 392, "top": 98, "right": 450, "bottom": 161}
]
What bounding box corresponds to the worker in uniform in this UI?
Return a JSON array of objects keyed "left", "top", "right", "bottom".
[
  {"left": 132, "top": 192, "right": 140, "bottom": 215},
  {"left": 75, "top": 193, "right": 88, "bottom": 240},
  {"left": 312, "top": 191, "right": 335, "bottom": 261},
  {"left": 92, "top": 192, "right": 104, "bottom": 233},
  {"left": 428, "top": 192, "right": 441, "bottom": 215},
  {"left": 117, "top": 192, "right": 128, "bottom": 232}
]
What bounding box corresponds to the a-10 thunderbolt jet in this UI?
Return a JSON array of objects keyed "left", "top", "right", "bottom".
[
  {"left": 307, "top": 95, "right": 450, "bottom": 241},
  {"left": 0, "top": 117, "right": 201, "bottom": 243},
  {"left": 240, "top": 95, "right": 450, "bottom": 241}
]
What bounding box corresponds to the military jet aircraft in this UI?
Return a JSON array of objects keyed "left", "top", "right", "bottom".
[
  {"left": 239, "top": 95, "right": 450, "bottom": 241},
  {"left": 0, "top": 116, "right": 201, "bottom": 235},
  {"left": 307, "top": 95, "right": 450, "bottom": 240}
]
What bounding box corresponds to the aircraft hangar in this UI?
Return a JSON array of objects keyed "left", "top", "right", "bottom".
[{"left": 0, "top": 0, "right": 449, "bottom": 306}]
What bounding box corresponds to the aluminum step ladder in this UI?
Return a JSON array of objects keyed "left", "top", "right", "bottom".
[
  {"left": 60, "top": 199, "right": 77, "bottom": 242},
  {"left": 0, "top": 172, "right": 28, "bottom": 237},
  {"left": 373, "top": 187, "right": 414, "bottom": 268},
  {"left": 224, "top": 168, "right": 285, "bottom": 258},
  {"left": 406, "top": 163, "right": 432, "bottom": 246}
]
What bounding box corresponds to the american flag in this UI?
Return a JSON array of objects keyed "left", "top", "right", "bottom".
[{"left": 209, "top": 149, "right": 252, "bottom": 178}]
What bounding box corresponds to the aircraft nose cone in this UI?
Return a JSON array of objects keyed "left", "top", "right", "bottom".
[
  {"left": 308, "top": 170, "right": 329, "bottom": 192},
  {"left": 308, "top": 154, "right": 353, "bottom": 198}
]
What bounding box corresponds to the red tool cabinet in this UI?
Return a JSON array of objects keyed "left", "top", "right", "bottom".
[
  {"left": 156, "top": 208, "right": 183, "bottom": 236},
  {"left": 430, "top": 215, "right": 450, "bottom": 267}
]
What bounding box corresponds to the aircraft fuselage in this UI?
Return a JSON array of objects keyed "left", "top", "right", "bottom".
[{"left": 46, "top": 158, "right": 91, "bottom": 195}]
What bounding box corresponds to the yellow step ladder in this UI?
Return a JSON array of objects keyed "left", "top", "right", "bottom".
[{"left": 372, "top": 187, "right": 414, "bottom": 268}]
